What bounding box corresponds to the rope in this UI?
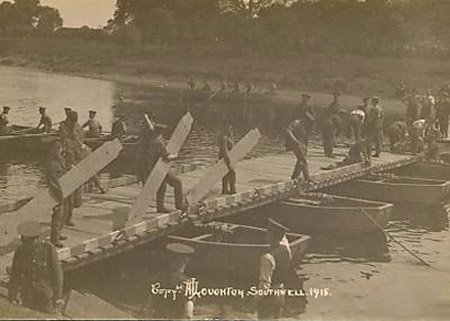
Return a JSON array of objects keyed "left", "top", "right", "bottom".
[{"left": 358, "top": 207, "right": 432, "bottom": 268}]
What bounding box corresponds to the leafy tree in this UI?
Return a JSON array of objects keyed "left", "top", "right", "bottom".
[{"left": 34, "top": 5, "right": 62, "bottom": 35}]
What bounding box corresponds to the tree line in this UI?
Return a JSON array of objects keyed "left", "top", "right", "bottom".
[
  {"left": 0, "top": 0, "right": 62, "bottom": 36},
  {"left": 108, "top": 0, "right": 450, "bottom": 56}
]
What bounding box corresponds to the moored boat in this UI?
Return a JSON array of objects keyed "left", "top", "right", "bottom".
[
  {"left": 326, "top": 174, "right": 450, "bottom": 205},
  {"left": 166, "top": 223, "right": 310, "bottom": 276},
  {"left": 274, "top": 193, "right": 393, "bottom": 234},
  {"left": 391, "top": 161, "right": 450, "bottom": 181}
]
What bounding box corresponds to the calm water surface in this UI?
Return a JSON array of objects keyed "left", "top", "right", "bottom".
[{"left": 1, "top": 66, "right": 450, "bottom": 320}]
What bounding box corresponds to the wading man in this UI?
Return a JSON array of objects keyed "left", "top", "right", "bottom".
[
  {"left": 8, "top": 221, "right": 64, "bottom": 315},
  {"left": 256, "top": 218, "right": 292, "bottom": 320}
]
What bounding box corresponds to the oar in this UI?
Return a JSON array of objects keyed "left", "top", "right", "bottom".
[{"left": 358, "top": 207, "right": 432, "bottom": 268}]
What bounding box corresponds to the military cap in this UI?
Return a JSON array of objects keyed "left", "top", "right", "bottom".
[
  {"left": 371, "top": 96, "right": 380, "bottom": 101},
  {"left": 301, "top": 93, "right": 311, "bottom": 98},
  {"left": 39, "top": 106, "right": 46, "bottom": 111},
  {"left": 64, "top": 107, "right": 72, "bottom": 112},
  {"left": 166, "top": 243, "right": 195, "bottom": 255},
  {"left": 3, "top": 106, "right": 10, "bottom": 111},
  {"left": 17, "top": 221, "right": 43, "bottom": 238},
  {"left": 362, "top": 97, "right": 370, "bottom": 102},
  {"left": 67, "top": 110, "right": 78, "bottom": 121},
  {"left": 267, "top": 218, "right": 289, "bottom": 233},
  {"left": 89, "top": 110, "right": 97, "bottom": 114},
  {"left": 333, "top": 92, "right": 341, "bottom": 96}
]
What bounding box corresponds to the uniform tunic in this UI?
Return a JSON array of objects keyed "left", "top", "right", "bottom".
[
  {"left": 9, "top": 240, "right": 63, "bottom": 313},
  {"left": 83, "top": 118, "right": 102, "bottom": 138},
  {"left": 0, "top": 112, "right": 9, "bottom": 135},
  {"left": 292, "top": 102, "right": 315, "bottom": 146},
  {"left": 38, "top": 113, "right": 53, "bottom": 133},
  {"left": 111, "top": 120, "right": 126, "bottom": 140}
]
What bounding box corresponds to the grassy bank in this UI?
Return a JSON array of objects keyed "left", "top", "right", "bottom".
[{"left": 1, "top": 37, "right": 450, "bottom": 99}]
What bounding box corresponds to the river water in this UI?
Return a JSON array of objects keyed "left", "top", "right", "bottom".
[{"left": 1, "top": 66, "right": 450, "bottom": 320}]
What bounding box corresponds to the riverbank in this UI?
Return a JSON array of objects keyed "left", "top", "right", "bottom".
[{"left": 0, "top": 37, "right": 448, "bottom": 111}]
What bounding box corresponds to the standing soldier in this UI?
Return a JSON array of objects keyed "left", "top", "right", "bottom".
[
  {"left": 45, "top": 140, "right": 69, "bottom": 247},
  {"left": 255, "top": 218, "right": 292, "bottom": 319},
  {"left": 366, "top": 96, "right": 384, "bottom": 158},
  {"left": 436, "top": 93, "right": 450, "bottom": 138},
  {"left": 218, "top": 119, "right": 236, "bottom": 195},
  {"left": 82, "top": 110, "right": 102, "bottom": 138},
  {"left": 144, "top": 243, "right": 195, "bottom": 319},
  {"left": 0, "top": 106, "right": 10, "bottom": 135},
  {"left": 292, "top": 93, "right": 314, "bottom": 150},
  {"left": 36, "top": 107, "right": 52, "bottom": 133},
  {"left": 322, "top": 106, "right": 341, "bottom": 158},
  {"left": 410, "top": 119, "right": 426, "bottom": 155},
  {"left": 8, "top": 221, "right": 64, "bottom": 314},
  {"left": 286, "top": 119, "right": 311, "bottom": 181},
  {"left": 404, "top": 95, "right": 421, "bottom": 125},
  {"left": 141, "top": 125, "right": 185, "bottom": 213},
  {"left": 111, "top": 115, "right": 127, "bottom": 141}
]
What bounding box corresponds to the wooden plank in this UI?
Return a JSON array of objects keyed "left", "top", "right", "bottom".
[
  {"left": 185, "top": 128, "right": 261, "bottom": 205},
  {"left": 126, "top": 112, "right": 194, "bottom": 225},
  {"left": 0, "top": 140, "right": 123, "bottom": 246}
]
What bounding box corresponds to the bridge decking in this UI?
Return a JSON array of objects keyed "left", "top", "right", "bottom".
[{"left": 0, "top": 146, "right": 417, "bottom": 276}]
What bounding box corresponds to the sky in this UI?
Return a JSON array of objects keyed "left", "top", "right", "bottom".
[{"left": 41, "top": 0, "right": 116, "bottom": 28}]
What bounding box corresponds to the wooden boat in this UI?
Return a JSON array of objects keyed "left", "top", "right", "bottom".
[
  {"left": 84, "top": 136, "right": 139, "bottom": 162},
  {"left": 166, "top": 223, "right": 310, "bottom": 276},
  {"left": 274, "top": 193, "right": 393, "bottom": 234},
  {"left": 391, "top": 161, "right": 450, "bottom": 181},
  {"left": 327, "top": 174, "right": 450, "bottom": 205},
  {"left": 181, "top": 89, "right": 274, "bottom": 105}
]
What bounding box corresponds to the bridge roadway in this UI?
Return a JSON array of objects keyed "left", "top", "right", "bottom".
[{"left": 0, "top": 145, "right": 418, "bottom": 276}]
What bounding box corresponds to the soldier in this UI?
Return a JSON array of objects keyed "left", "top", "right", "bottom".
[
  {"left": 292, "top": 93, "right": 314, "bottom": 148},
  {"left": 436, "top": 93, "right": 450, "bottom": 138},
  {"left": 111, "top": 115, "right": 127, "bottom": 141},
  {"left": 141, "top": 125, "right": 184, "bottom": 213},
  {"left": 349, "top": 107, "right": 366, "bottom": 141},
  {"left": 410, "top": 119, "right": 426, "bottom": 155},
  {"left": 404, "top": 95, "right": 421, "bottom": 125},
  {"left": 82, "top": 110, "right": 102, "bottom": 138},
  {"left": 285, "top": 119, "right": 311, "bottom": 181},
  {"left": 366, "top": 96, "right": 384, "bottom": 158},
  {"left": 420, "top": 93, "right": 436, "bottom": 125},
  {"left": 424, "top": 123, "right": 440, "bottom": 160},
  {"left": 45, "top": 140, "right": 69, "bottom": 247},
  {"left": 328, "top": 92, "right": 341, "bottom": 114},
  {"left": 218, "top": 119, "right": 236, "bottom": 195},
  {"left": 0, "top": 106, "right": 10, "bottom": 135},
  {"left": 322, "top": 106, "right": 341, "bottom": 158},
  {"left": 256, "top": 218, "right": 292, "bottom": 319},
  {"left": 8, "top": 221, "right": 64, "bottom": 314},
  {"left": 187, "top": 76, "right": 196, "bottom": 91},
  {"left": 387, "top": 120, "right": 408, "bottom": 152},
  {"left": 342, "top": 139, "right": 370, "bottom": 166},
  {"left": 36, "top": 107, "right": 52, "bottom": 133},
  {"left": 144, "top": 243, "right": 195, "bottom": 319}
]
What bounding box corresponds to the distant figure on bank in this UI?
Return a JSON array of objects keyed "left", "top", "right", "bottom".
[
  {"left": 388, "top": 120, "right": 408, "bottom": 153},
  {"left": 218, "top": 119, "right": 236, "bottom": 195},
  {"left": 0, "top": 106, "right": 10, "bottom": 135},
  {"left": 36, "top": 107, "right": 52, "bottom": 133},
  {"left": 365, "top": 96, "right": 384, "bottom": 158},
  {"left": 82, "top": 110, "right": 102, "bottom": 138},
  {"left": 201, "top": 79, "right": 212, "bottom": 92},
  {"left": 256, "top": 219, "right": 292, "bottom": 319},
  {"left": 139, "top": 124, "right": 184, "bottom": 213},
  {"left": 187, "top": 77, "right": 196, "bottom": 91},
  {"left": 285, "top": 119, "right": 311, "bottom": 182},
  {"left": 111, "top": 115, "right": 127, "bottom": 141},
  {"left": 292, "top": 93, "right": 314, "bottom": 149},
  {"left": 8, "top": 221, "right": 64, "bottom": 314},
  {"left": 144, "top": 243, "right": 195, "bottom": 319}
]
